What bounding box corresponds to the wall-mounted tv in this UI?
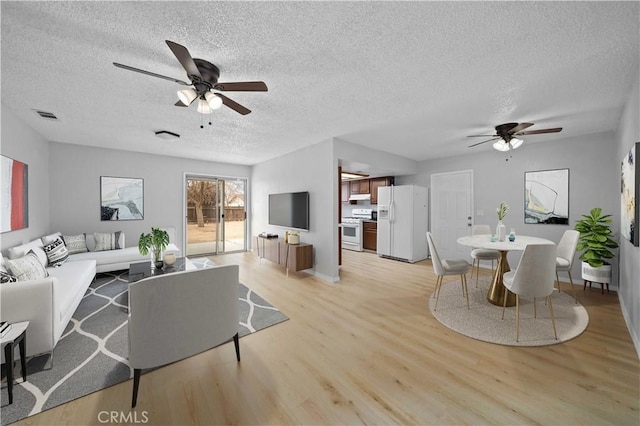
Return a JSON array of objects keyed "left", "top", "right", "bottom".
[{"left": 269, "top": 191, "right": 310, "bottom": 231}]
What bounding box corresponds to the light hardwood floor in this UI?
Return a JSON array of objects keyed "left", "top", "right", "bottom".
[{"left": 20, "top": 250, "right": 639, "bottom": 425}]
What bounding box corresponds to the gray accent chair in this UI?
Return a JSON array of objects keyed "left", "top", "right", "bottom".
[
  {"left": 470, "top": 224, "right": 500, "bottom": 287},
  {"left": 128, "top": 264, "right": 240, "bottom": 407},
  {"left": 555, "top": 229, "right": 580, "bottom": 303}
]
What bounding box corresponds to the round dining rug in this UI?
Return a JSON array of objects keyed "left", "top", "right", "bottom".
[{"left": 428, "top": 276, "right": 589, "bottom": 346}]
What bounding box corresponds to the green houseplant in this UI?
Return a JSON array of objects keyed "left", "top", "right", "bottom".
[
  {"left": 574, "top": 208, "right": 618, "bottom": 285},
  {"left": 138, "top": 227, "right": 170, "bottom": 267}
]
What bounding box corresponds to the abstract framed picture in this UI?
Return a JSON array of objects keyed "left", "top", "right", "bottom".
[
  {"left": 524, "top": 168, "right": 569, "bottom": 224},
  {"left": 621, "top": 142, "right": 639, "bottom": 247},
  {"left": 1, "top": 155, "right": 29, "bottom": 233},
  {"left": 100, "top": 176, "right": 144, "bottom": 221}
]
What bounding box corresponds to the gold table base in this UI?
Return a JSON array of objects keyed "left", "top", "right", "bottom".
[{"left": 487, "top": 250, "right": 516, "bottom": 307}]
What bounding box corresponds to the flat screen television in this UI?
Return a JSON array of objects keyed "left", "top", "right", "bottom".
[{"left": 269, "top": 191, "right": 310, "bottom": 231}]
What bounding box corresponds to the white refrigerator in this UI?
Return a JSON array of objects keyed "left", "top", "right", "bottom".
[{"left": 376, "top": 185, "right": 428, "bottom": 263}]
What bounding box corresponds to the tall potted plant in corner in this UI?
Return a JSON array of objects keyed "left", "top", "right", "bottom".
[
  {"left": 574, "top": 207, "right": 619, "bottom": 285},
  {"left": 138, "top": 227, "right": 170, "bottom": 269}
]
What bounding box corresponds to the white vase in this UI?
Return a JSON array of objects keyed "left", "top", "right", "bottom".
[
  {"left": 496, "top": 221, "right": 506, "bottom": 242},
  {"left": 163, "top": 252, "right": 176, "bottom": 267}
]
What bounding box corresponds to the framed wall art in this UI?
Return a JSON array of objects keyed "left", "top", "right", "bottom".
[
  {"left": 1, "top": 155, "right": 29, "bottom": 233},
  {"left": 621, "top": 142, "right": 639, "bottom": 247},
  {"left": 100, "top": 176, "right": 144, "bottom": 221},
  {"left": 524, "top": 168, "right": 569, "bottom": 225}
]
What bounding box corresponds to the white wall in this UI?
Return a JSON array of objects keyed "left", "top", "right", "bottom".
[
  {"left": 48, "top": 142, "right": 250, "bottom": 252},
  {"left": 0, "top": 104, "right": 50, "bottom": 252},
  {"left": 251, "top": 138, "right": 338, "bottom": 281},
  {"left": 398, "top": 131, "right": 620, "bottom": 287},
  {"left": 615, "top": 75, "right": 640, "bottom": 355}
]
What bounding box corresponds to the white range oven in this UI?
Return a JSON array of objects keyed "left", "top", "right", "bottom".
[{"left": 340, "top": 208, "right": 373, "bottom": 252}]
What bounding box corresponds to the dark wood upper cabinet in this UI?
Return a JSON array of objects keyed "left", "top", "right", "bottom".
[
  {"left": 370, "top": 176, "right": 394, "bottom": 204},
  {"left": 349, "top": 179, "right": 370, "bottom": 195}
]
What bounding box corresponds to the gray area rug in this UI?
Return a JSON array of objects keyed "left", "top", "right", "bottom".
[
  {"left": 429, "top": 276, "right": 589, "bottom": 346},
  {"left": 0, "top": 258, "right": 288, "bottom": 425}
]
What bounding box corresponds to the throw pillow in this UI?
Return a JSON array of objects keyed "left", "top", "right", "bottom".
[
  {"left": 43, "top": 237, "right": 69, "bottom": 267},
  {"left": 42, "top": 232, "right": 63, "bottom": 245},
  {"left": 93, "top": 231, "right": 122, "bottom": 252},
  {"left": 6, "top": 251, "right": 48, "bottom": 281},
  {"left": 63, "top": 234, "right": 88, "bottom": 254},
  {"left": 0, "top": 270, "right": 17, "bottom": 284},
  {"left": 7, "top": 238, "right": 48, "bottom": 267}
]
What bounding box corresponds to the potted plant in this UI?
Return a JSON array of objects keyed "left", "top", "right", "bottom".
[
  {"left": 138, "top": 227, "right": 170, "bottom": 269},
  {"left": 574, "top": 207, "right": 619, "bottom": 284}
]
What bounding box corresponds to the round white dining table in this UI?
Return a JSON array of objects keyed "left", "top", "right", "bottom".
[{"left": 456, "top": 234, "right": 554, "bottom": 307}]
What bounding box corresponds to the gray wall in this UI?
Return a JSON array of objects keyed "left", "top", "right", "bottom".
[
  {"left": 251, "top": 138, "right": 337, "bottom": 281},
  {"left": 48, "top": 142, "right": 250, "bottom": 252},
  {"left": 615, "top": 75, "right": 640, "bottom": 354},
  {"left": 398, "top": 131, "right": 620, "bottom": 288},
  {"left": 0, "top": 105, "right": 50, "bottom": 251}
]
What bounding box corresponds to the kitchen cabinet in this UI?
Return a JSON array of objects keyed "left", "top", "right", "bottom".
[
  {"left": 370, "top": 176, "right": 394, "bottom": 204},
  {"left": 341, "top": 182, "right": 350, "bottom": 203},
  {"left": 350, "top": 179, "right": 370, "bottom": 195},
  {"left": 363, "top": 221, "right": 377, "bottom": 251}
]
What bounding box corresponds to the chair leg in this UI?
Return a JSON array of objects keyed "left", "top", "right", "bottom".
[
  {"left": 568, "top": 270, "right": 577, "bottom": 303},
  {"left": 132, "top": 368, "right": 141, "bottom": 408},
  {"left": 547, "top": 295, "right": 558, "bottom": 340},
  {"left": 501, "top": 285, "right": 508, "bottom": 320},
  {"left": 233, "top": 333, "right": 241, "bottom": 362},
  {"left": 515, "top": 295, "right": 520, "bottom": 342},
  {"left": 555, "top": 271, "right": 562, "bottom": 293},
  {"left": 533, "top": 297, "right": 537, "bottom": 318},
  {"left": 434, "top": 276, "right": 443, "bottom": 311},
  {"left": 462, "top": 274, "right": 469, "bottom": 309},
  {"left": 474, "top": 259, "right": 479, "bottom": 288}
]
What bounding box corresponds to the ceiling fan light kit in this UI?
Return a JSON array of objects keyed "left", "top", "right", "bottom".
[{"left": 114, "top": 40, "right": 267, "bottom": 126}]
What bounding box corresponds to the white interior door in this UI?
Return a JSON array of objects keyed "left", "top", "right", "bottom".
[{"left": 430, "top": 170, "right": 473, "bottom": 260}]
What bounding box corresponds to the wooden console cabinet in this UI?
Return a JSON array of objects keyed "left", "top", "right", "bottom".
[{"left": 256, "top": 237, "right": 313, "bottom": 273}]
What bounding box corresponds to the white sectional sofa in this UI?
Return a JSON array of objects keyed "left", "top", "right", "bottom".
[{"left": 1, "top": 228, "right": 180, "bottom": 361}]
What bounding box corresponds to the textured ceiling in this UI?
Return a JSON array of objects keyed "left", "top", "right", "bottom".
[{"left": 1, "top": 1, "right": 638, "bottom": 167}]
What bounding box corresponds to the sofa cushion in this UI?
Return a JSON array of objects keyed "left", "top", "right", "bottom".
[
  {"left": 63, "top": 234, "right": 88, "bottom": 254},
  {"left": 47, "top": 260, "right": 96, "bottom": 321},
  {"left": 6, "top": 251, "right": 49, "bottom": 281},
  {"left": 44, "top": 237, "right": 69, "bottom": 267},
  {"left": 7, "top": 238, "right": 48, "bottom": 267},
  {"left": 93, "top": 231, "right": 122, "bottom": 251},
  {"left": 42, "top": 232, "right": 63, "bottom": 245},
  {"left": 68, "top": 246, "right": 147, "bottom": 266}
]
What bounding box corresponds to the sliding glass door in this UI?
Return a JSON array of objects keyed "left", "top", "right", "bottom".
[{"left": 185, "top": 175, "right": 247, "bottom": 256}]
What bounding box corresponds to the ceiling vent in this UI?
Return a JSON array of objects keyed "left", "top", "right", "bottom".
[
  {"left": 154, "top": 130, "right": 180, "bottom": 140},
  {"left": 32, "top": 109, "right": 59, "bottom": 121}
]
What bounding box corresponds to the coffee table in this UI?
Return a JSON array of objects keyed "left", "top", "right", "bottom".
[{"left": 128, "top": 257, "right": 195, "bottom": 283}]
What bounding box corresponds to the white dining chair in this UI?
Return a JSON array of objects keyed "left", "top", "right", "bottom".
[
  {"left": 470, "top": 224, "right": 500, "bottom": 287},
  {"left": 556, "top": 229, "right": 579, "bottom": 303},
  {"left": 501, "top": 243, "right": 558, "bottom": 342},
  {"left": 426, "top": 232, "right": 470, "bottom": 311}
]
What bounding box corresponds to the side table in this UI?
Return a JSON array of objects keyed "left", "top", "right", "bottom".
[{"left": 1, "top": 321, "right": 29, "bottom": 405}]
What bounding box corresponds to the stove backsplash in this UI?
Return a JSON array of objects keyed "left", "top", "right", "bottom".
[{"left": 343, "top": 203, "right": 377, "bottom": 218}]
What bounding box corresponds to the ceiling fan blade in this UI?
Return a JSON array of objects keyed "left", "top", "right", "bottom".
[
  {"left": 468, "top": 137, "right": 500, "bottom": 148},
  {"left": 175, "top": 100, "right": 188, "bottom": 107},
  {"left": 467, "top": 134, "right": 498, "bottom": 138},
  {"left": 518, "top": 127, "right": 563, "bottom": 135},
  {"left": 213, "top": 81, "right": 268, "bottom": 92},
  {"left": 165, "top": 40, "right": 202, "bottom": 79},
  {"left": 113, "top": 62, "right": 191, "bottom": 86},
  {"left": 508, "top": 122, "right": 534, "bottom": 134},
  {"left": 217, "top": 93, "right": 251, "bottom": 115}
]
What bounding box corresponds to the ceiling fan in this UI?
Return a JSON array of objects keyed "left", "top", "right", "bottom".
[
  {"left": 113, "top": 40, "right": 267, "bottom": 120},
  {"left": 468, "top": 122, "right": 562, "bottom": 151}
]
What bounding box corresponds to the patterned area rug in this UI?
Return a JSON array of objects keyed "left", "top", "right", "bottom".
[
  {"left": 429, "top": 276, "right": 589, "bottom": 346},
  {"left": 0, "top": 258, "right": 288, "bottom": 425}
]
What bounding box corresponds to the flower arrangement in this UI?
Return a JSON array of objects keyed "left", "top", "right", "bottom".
[{"left": 496, "top": 202, "right": 509, "bottom": 220}]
